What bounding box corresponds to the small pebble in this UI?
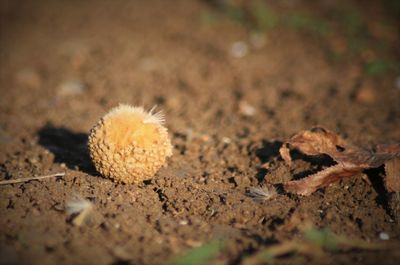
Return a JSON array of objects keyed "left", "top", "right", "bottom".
[
  {"left": 179, "top": 220, "right": 188, "bottom": 225},
  {"left": 222, "top": 137, "right": 231, "bottom": 144},
  {"left": 200, "top": 134, "right": 210, "bottom": 142},
  {"left": 355, "top": 86, "right": 376, "bottom": 104},
  {"left": 231, "top": 41, "right": 248, "bottom": 58},
  {"left": 379, "top": 232, "right": 390, "bottom": 240},
  {"left": 239, "top": 101, "right": 256, "bottom": 116},
  {"left": 185, "top": 239, "right": 202, "bottom": 248},
  {"left": 58, "top": 80, "right": 86, "bottom": 97}
]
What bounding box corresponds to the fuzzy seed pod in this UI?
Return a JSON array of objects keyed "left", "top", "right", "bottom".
[{"left": 88, "top": 104, "right": 173, "bottom": 184}]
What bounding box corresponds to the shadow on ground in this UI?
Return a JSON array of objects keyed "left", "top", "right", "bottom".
[
  {"left": 254, "top": 140, "right": 283, "bottom": 183},
  {"left": 365, "top": 166, "right": 392, "bottom": 217},
  {"left": 38, "top": 124, "right": 97, "bottom": 175}
]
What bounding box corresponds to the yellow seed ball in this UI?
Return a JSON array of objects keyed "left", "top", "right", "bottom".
[{"left": 88, "top": 104, "right": 173, "bottom": 184}]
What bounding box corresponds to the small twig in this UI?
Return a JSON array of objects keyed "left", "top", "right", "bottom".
[
  {"left": 243, "top": 241, "right": 316, "bottom": 265},
  {"left": 0, "top": 172, "right": 65, "bottom": 185}
]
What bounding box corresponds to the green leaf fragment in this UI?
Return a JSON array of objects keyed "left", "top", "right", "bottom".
[
  {"left": 168, "top": 240, "right": 224, "bottom": 265},
  {"left": 304, "top": 228, "right": 338, "bottom": 251}
]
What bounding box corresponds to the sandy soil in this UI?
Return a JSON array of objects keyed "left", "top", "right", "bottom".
[{"left": 0, "top": 1, "right": 399, "bottom": 264}]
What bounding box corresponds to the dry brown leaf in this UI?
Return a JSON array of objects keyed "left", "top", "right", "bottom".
[
  {"left": 284, "top": 164, "right": 362, "bottom": 196},
  {"left": 385, "top": 158, "right": 400, "bottom": 192},
  {"left": 279, "top": 127, "right": 400, "bottom": 195}
]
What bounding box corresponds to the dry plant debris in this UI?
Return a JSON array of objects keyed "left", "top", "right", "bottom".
[
  {"left": 0, "top": 172, "right": 65, "bottom": 185},
  {"left": 242, "top": 226, "right": 388, "bottom": 265},
  {"left": 279, "top": 127, "right": 400, "bottom": 196},
  {"left": 246, "top": 186, "right": 278, "bottom": 201},
  {"left": 66, "top": 196, "right": 94, "bottom": 226}
]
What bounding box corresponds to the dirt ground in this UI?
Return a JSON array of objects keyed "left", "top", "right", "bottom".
[{"left": 1, "top": 1, "right": 400, "bottom": 264}]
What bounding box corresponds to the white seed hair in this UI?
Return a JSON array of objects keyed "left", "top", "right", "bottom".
[
  {"left": 247, "top": 187, "right": 277, "bottom": 201},
  {"left": 66, "top": 196, "right": 94, "bottom": 226},
  {"left": 66, "top": 196, "right": 93, "bottom": 215},
  {"left": 104, "top": 104, "right": 165, "bottom": 125}
]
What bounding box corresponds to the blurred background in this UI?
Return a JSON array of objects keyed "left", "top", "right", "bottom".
[{"left": 1, "top": 0, "right": 399, "bottom": 139}]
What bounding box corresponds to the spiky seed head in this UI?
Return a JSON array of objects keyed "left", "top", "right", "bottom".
[{"left": 88, "top": 104, "right": 173, "bottom": 184}]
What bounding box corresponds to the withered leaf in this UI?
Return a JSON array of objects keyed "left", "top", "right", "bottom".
[
  {"left": 279, "top": 127, "right": 400, "bottom": 196},
  {"left": 385, "top": 158, "right": 400, "bottom": 192}
]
